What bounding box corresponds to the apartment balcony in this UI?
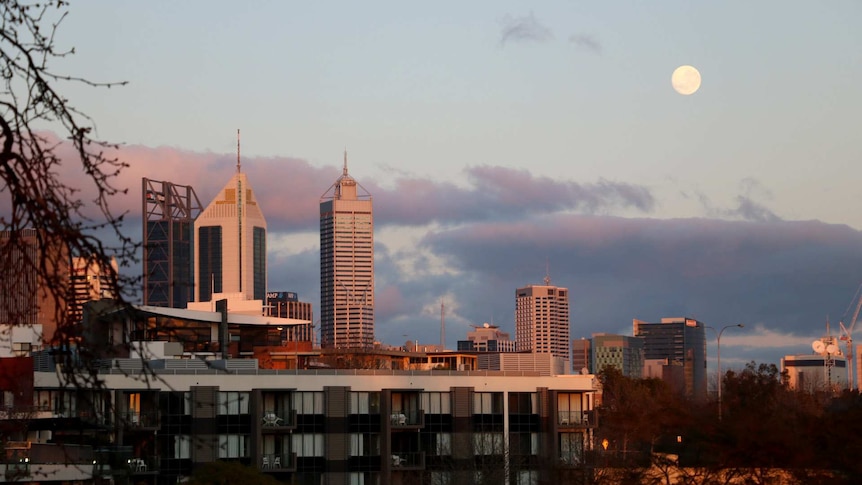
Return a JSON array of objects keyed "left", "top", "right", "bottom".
[
  {"left": 259, "top": 453, "right": 297, "bottom": 472},
  {"left": 557, "top": 410, "right": 596, "bottom": 428},
  {"left": 390, "top": 451, "right": 425, "bottom": 471},
  {"left": 260, "top": 410, "right": 297, "bottom": 432},
  {"left": 127, "top": 455, "right": 160, "bottom": 475},
  {"left": 389, "top": 410, "right": 424, "bottom": 430},
  {"left": 121, "top": 411, "right": 160, "bottom": 429}
]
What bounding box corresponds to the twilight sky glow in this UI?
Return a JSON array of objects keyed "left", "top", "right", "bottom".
[{"left": 46, "top": 2, "right": 862, "bottom": 372}]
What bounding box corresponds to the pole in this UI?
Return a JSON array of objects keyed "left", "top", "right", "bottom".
[{"left": 717, "top": 324, "right": 744, "bottom": 421}]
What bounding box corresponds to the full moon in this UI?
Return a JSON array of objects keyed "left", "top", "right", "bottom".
[{"left": 671, "top": 65, "right": 701, "bottom": 95}]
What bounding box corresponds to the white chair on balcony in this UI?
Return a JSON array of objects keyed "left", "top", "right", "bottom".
[
  {"left": 273, "top": 455, "right": 281, "bottom": 468},
  {"left": 262, "top": 412, "right": 282, "bottom": 427},
  {"left": 262, "top": 456, "right": 270, "bottom": 469}
]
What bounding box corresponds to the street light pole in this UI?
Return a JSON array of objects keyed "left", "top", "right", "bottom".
[{"left": 717, "top": 324, "right": 744, "bottom": 421}]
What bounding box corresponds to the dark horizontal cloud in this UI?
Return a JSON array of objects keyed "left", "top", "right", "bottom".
[
  {"left": 375, "top": 166, "right": 655, "bottom": 227},
  {"left": 405, "top": 216, "right": 862, "bottom": 362},
  {"left": 499, "top": 13, "right": 554, "bottom": 46}
]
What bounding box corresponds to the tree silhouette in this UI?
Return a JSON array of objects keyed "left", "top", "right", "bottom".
[{"left": 0, "top": 0, "right": 135, "bottom": 373}]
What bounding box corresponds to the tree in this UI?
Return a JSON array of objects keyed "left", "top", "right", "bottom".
[{"left": 0, "top": 1, "right": 135, "bottom": 375}]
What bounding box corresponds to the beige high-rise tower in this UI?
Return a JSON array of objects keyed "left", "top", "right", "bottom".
[
  {"left": 515, "top": 278, "right": 571, "bottom": 361},
  {"left": 192, "top": 134, "right": 267, "bottom": 305},
  {"left": 320, "top": 153, "right": 374, "bottom": 348}
]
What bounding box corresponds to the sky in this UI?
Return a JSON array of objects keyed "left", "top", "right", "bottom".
[{"left": 40, "top": 2, "right": 862, "bottom": 373}]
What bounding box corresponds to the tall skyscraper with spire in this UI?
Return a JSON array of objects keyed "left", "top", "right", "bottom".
[
  {"left": 193, "top": 131, "right": 267, "bottom": 304},
  {"left": 320, "top": 153, "right": 374, "bottom": 348}
]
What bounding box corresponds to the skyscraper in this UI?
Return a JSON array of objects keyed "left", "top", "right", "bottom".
[
  {"left": 515, "top": 279, "right": 571, "bottom": 361},
  {"left": 193, "top": 137, "right": 267, "bottom": 304},
  {"left": 142, "top": 178, "right": 202, "bottom": 308},
  {"left": 633, "top": 317, "right": 707, "bottom": 400},
  {"left": 319, "top": 153, "right": 374, "bottom": 348}
]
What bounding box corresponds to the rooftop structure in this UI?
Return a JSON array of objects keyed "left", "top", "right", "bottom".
[{"left": 458, "top": 323, "right": 516, "bottom": 352}]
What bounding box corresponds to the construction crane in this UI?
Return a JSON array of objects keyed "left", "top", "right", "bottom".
[{"left": 839, "top": 284, "right": 862, "bottom": 391}]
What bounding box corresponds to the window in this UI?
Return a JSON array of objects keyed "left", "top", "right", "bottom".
[
  {"left": 218, "top": 392, "right": 249, "bottom": 415},
  {"left": 174, "top": 435, "right": 190, "bottom": 459},
  {"left": 218, "top": 434, "right": 248, "bottom": 458},
  {"left": 558, "top": 393, "right": 582, "bottom": 425},
  {"left": 473, "top": 392, "right": 503, "bottom": 414},
  {"left": 350, "top": 392, "right": 380, "bottom": 414},
  {"left": 472, "top": 432, "right": 504, "bottom": 455},
  {"left": 508, "top": 393, "right": 537, "bottom": 415},
  {"left": 560, "top": 433, "right": 583, "bottom": 465},
  {"left": 516, "top": 470, "right": 538, "bottom": 485},
  {"left": 421, "top": 392, "right": 450, "bottom": 414},
  {"left": 293, "top": 392, "right": 324, "bottom": 415},
  {"left": 349, "top": 433, "right": 380, "bottom": 456},
  {"left": 510, "top": 433, "right": 538, "bottom": 456},
  {"left": 292, "top": 433, "right": 324, "bottom": 457}
]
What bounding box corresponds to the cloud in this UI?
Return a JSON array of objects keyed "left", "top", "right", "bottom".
[
  {"left": 499, "top": 13, "right": 554, "bottom": 46},
  {"left": 50, "top": 142, "right": 654, "bottom": 234},
  {"left": 568, "top": 34, "right": 602, "bottom": 54},
  {"left": 697, "top": 178, "right": 781, "bottom": 222},
  {"left": 375, "top": 166, "right": 655, "bottom": 227}
]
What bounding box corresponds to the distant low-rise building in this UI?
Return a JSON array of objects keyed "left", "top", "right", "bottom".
[{"left": 457, "top": 323, "right": 516, "bottom": 352}]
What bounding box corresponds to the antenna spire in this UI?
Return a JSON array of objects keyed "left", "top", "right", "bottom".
[
  {"left": 343, "top": 149, "right": 348, "bottom": 176},
  {"left": 544, "top": 258, "right": 551, "bottom": 285},
  {"left": 236, "top": 129, "right": 241, "bottom": 173},
  {"left": 440, "top": 298, "right": 445, "bottom": 349}
]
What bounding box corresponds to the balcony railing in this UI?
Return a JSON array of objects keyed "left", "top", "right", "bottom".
[
  {"left": 127, "top": 456, "right": 159, "bottom": 474},
  {"left": 558, "top": 410, "right": 595, "bottom": 428},
  {"left": 120, "top": 411, "right": 159, "bottom": 428},
  {"left": 260, "top": 453, "right": 296, "bottom": 472},
  {"left": 260, "top": 410, "right": 297, "bottom": 431},
  {"left": 391, "top": 451, "right": 425, "bottom": 470},
  {"left": 389, "top": 410, "right": 424, "bottom": 428}
]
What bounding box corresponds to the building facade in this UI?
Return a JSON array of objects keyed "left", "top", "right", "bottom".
[
  {"left": 142, "top": 178, "right": 202, "bottom": 308},
  {"left": 265, "top": 291, "right": 315, "bottom": 343},
  {"left": 0, "top": 229, "right": 68, "bottom": 344},
  {"left": 27, "top": 362, "right": 596, "bottom": 485},
  {"left": 69, "top": 256, "right": 118, "bottom": 323},
  {"left": 590, "top": 333, "right": 644, "bottom": 378},
  {"left": 633, "top": 317, "right": 707, "bottom": 400},
  {"left": 571, "top": 338, "right": 591, "bottom": 375},
  {"left": 515, "top": 282, "right": 571, "bottom": 361},
  {"left": 781, "top": 354, "right": 848, "bottom": 392},
  {"left": 319, "top": 154, "right": 374, "bottom": 348},
  {"left": 193, "top": 164, "right": 267, "bottom": 304}
]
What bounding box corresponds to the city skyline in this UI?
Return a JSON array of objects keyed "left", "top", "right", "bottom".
[{"left": 38, "top": 2, "right": 862, "bottom": 371}]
